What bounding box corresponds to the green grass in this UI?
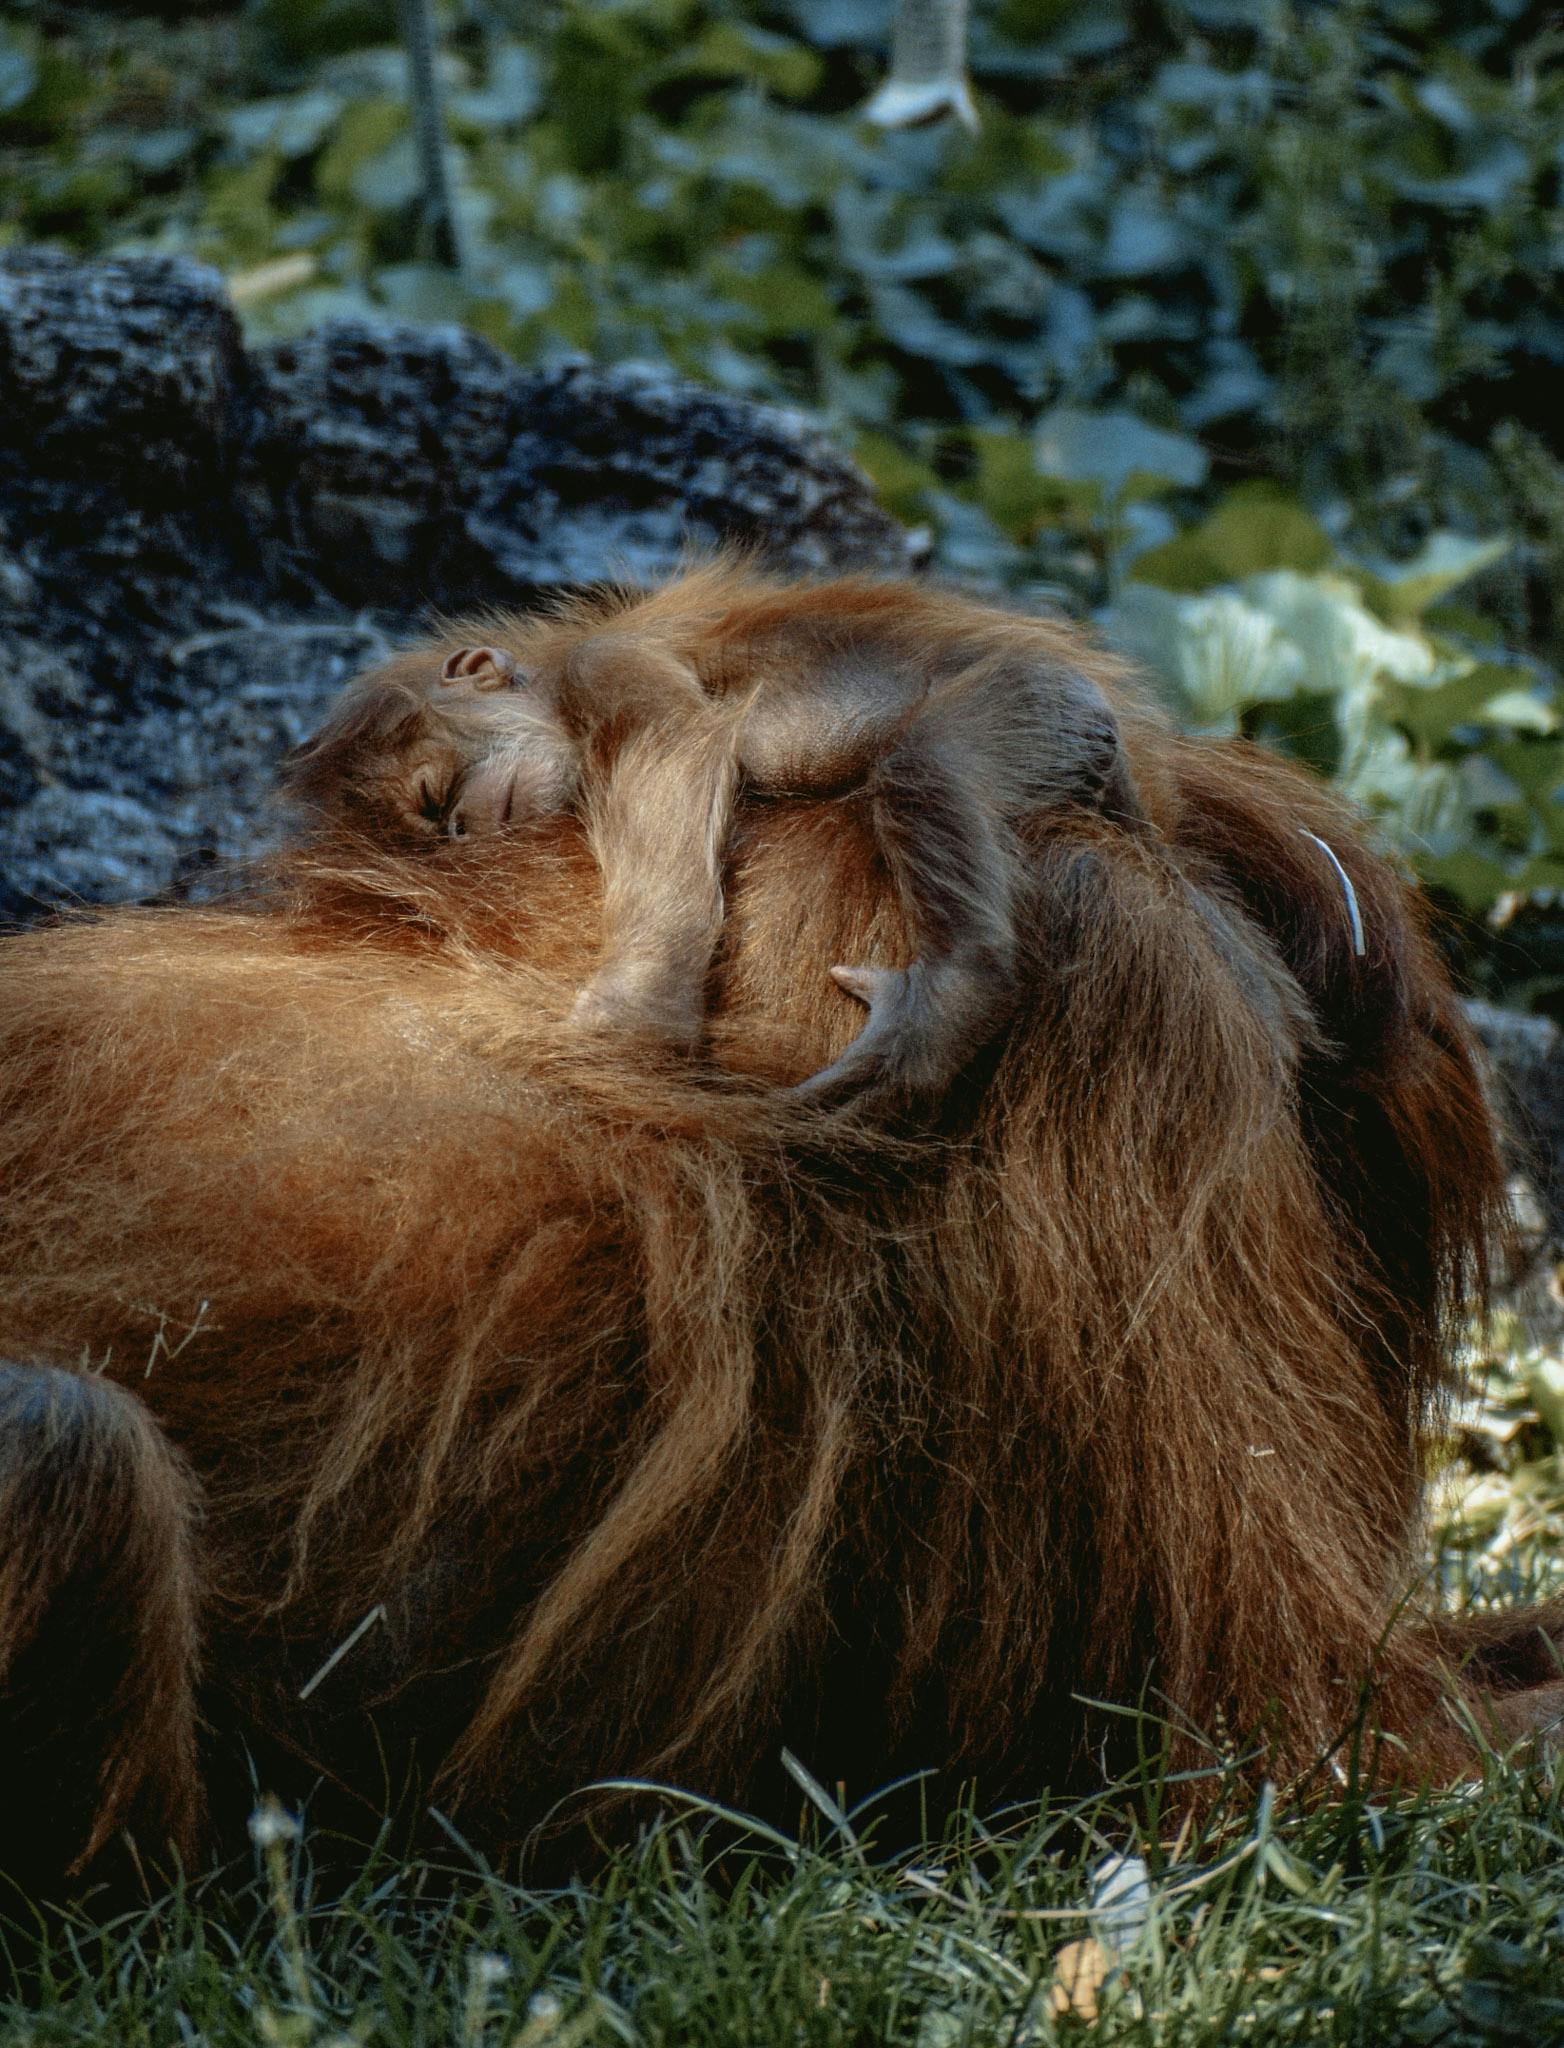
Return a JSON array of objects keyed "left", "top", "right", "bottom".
[{"left": 5, "top": 1747, "right": 1564, "bottom": 2048}]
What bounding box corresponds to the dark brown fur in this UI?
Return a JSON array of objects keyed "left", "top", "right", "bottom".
[
  {"left": 0, "top": 567, "right": 1554, "bottom": 1891},
  {"left": 0, "top": 1365, "right": 201, "bottom": 1891}
]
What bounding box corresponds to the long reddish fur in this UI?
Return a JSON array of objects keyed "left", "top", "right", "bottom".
[{"left": 0, "top": 565, "right": 1546, "bottom": 1876}]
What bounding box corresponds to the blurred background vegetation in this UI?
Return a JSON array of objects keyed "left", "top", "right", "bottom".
[{"left": 4, "top": 0, "right": 1564, "bottom": 1007}]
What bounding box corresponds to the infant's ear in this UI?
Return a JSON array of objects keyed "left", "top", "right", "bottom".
[{"left": 440, "top": 646, "right": 523, "bottom": 691}]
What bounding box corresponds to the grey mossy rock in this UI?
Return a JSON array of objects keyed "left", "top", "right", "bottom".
[
  {"left": 1467, "top": 1001, "right": 1564, "bottom": 1253},
  {"left": 0, "top": 247, "right": 913, "bottom": 924}
]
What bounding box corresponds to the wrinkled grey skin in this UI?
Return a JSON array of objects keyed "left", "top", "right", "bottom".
[{"left": 0, "top": 247, "right": 915, "bottom": 924}]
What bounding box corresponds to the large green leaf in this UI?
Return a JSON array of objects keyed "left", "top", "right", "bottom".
[
  {"left": 1240, "top": 573, "right": 1440, "bottom": 696},
  {"left": 1358, "top": 534, "right": 1510, "bottom": 624},
  {"left": 0, "top": 26, "right": 38, "bottom": 119},
  {"left": 1132, "top": 484, "right": 1335, "bottom": 589},
  {"left": 315, "top": 97, "right": 408, "bottom": 209},
  {"left": 224, "top": 92, "right": 344, "bottom": 161},
  {"left": 1034, "top": 407, "right": 1209, "bottom": 502},
  {"left": 1104, "top": 585, "right": 1304, "bottom": 733}
]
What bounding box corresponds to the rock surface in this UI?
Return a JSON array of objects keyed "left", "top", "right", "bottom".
[
  {"left": 1467, "top": 1001, "right": 1564, "bottom": 1256},
  {"left": 0, "top": 247, "right": 913, "bottom": 923}
]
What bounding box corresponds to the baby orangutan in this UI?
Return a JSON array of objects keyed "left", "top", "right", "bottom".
[{"left": 285, "top": 570, "right": 1147, "bottom": 1107}]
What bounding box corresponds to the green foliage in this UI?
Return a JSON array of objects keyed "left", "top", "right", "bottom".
[
  {"left": 1109, "top": 495, "right": 1564, "bottom": 916},
  {"left": 4, "top": 0, "right": 1564, "bottom": 992},
  {"left": 1434, "top": 1319, "right": 1564, "bottom": 1603},
  {"left": 6, "top": 0, "right": 1562, "bottom": 549}
]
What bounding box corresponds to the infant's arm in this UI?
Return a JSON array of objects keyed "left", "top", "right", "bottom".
[{"left": 736, "top": 650, "right": 1143, "bottom": 1111}]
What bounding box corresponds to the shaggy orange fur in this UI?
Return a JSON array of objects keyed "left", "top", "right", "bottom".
[{"left": 0, "top": 566, "right": 1557, "bottom": 1889}]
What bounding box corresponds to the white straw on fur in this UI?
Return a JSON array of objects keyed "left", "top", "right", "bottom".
[
  {"left": 1299, "top": 830, "right": 1366, "bottom": 957},
  {"left": 298, "top": 1602, "right": 387, "bottom": 1701}
]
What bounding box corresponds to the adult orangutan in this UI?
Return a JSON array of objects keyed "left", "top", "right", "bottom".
[{"left": 0, "top": 566, "right": 1559, "bottom": 1897}]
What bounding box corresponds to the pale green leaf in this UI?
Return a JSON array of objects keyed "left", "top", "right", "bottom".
[
  {"left": 1479, "top": 688, "right": 1558, "bottom": 734},
  {"left": 0, "top": 26, "right": 38, "bottom": 116},
  {"left": 1242, "top": 572, "right": 1440, "bottom": 694},
  {"left": 1531, "top": 1352, "right": 1564, "bottom": 1447},
  {"left": 1104, "top": 585, "right": 1305, "bottom": 733},
  {"left": 1359, "top": 533, "right": 1510, "bottom": 623},
  {"left": 1034, "top": 407, "right": 1209, "bottom": 502}
]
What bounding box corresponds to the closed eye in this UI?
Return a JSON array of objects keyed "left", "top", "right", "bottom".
[{"left": 416, "top": 779, "right": 449, "bottom": 826}]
